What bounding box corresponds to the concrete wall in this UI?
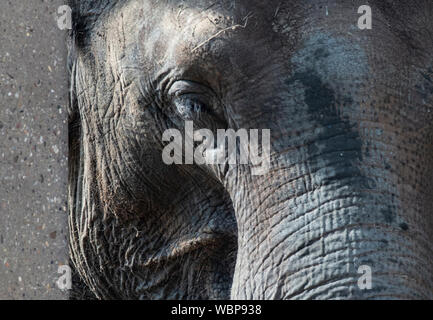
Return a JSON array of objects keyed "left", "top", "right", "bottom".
[{"left": 0, "top": 0, "right": 69, "bottom": 299}]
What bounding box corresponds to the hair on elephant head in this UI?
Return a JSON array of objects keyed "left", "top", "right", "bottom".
[{"left": 68, "top": 0, "right": 433, "bottom": 299}]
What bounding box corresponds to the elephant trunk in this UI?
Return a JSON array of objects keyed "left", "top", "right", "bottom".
[{"left": 227, "top": 148, "right": 433, "bottom": 299}]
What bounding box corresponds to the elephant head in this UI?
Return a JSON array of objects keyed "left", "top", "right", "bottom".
[{"left": 68, "top": 0, "right": 433, "bottom": 299}]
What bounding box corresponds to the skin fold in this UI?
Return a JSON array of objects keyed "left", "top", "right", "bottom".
[{"left": 68, "top": 0, "right": 433, "bottom": 299}]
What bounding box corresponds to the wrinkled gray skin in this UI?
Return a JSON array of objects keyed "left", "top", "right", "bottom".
[{"left": 68, "top": 0, "right": 433, "bottom": 299}]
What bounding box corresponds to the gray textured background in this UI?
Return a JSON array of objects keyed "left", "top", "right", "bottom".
[{"left": 0, "top": 0, "right": 69, "bottom": 299}]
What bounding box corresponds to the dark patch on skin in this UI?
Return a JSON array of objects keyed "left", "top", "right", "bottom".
[
  {"left": 416, "top": 67, "right": 433, "bottom": 99},
  {"left": 384, "top": 162, "right": 392, "bottom": 170},
  {"left": 313, "top": 47, "right": 330, "bottom": 60},
  {"left": 381, "top": 208, "right": 395, "bottom": 224},
  {"left": 342, "top": 96, "right": 354, "bottom": 106},
  {"left": 286, "top": 71, "right": 366, "bottom": 188},
  {"left": 286, "top": 68, "right": 401, "bottom": 226},
  {"left": 399, "top": 223, "right": 409, "bottom": 231},
  {"left": 364, "top": 144, "right": 371, "bottom": 158}
]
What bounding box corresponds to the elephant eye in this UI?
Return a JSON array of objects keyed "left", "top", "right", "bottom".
[
  {"left": 173, "top": 96, "right": 208, "bottom": 120},
  {"left": 166, "top": 80, "right": 227, "bottom": 126},
  {"left": 167, "top": 80, "right": 214, "bottom": 120}
]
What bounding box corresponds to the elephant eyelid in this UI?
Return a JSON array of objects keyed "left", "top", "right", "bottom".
[{"left": 167, "top": 80, "right": 214, "bottom": 98}]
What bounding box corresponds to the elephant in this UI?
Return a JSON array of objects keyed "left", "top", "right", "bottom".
[{"left": 67, "top": 0, "right": 433, "bottom": 299}]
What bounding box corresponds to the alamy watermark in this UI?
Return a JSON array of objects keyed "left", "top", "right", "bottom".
[
  {"left": 358, "top": 265, "right": 372, "bottom": 290},
  {"left": 357, "top": 5, "right": 372, "bottom": 30},
  {"left": 56, "top": 5, "right": 72, "bottom": 30},
  {"left": 56, "top": 4, "right": 372, "bottom": 31},
  {"left": 56, "top": 265, "right": 72, "bottom": 291},
  {"left": 162, "top": 121, "right": 271, "bottom": 176}
]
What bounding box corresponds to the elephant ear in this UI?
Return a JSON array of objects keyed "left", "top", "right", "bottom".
[
  {"left": 67, "top": 27, "right": 81, "bottom": 204},
  {"left": 66, "top": 0, "right": 111, "bottom": 215},
  {"left": 67, "top": 2, "right": 119, "bottom": 298},
  {"left": 67, "top": 6, "right": 98, "bottom": 298}
]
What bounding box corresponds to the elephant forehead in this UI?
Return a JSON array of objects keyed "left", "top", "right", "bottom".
[
  {"left": 144, "top": 6, "right": 274, "bottom": 72},
  {"left": 96, "top": 0, "right": 280, "bottom": 74}
]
